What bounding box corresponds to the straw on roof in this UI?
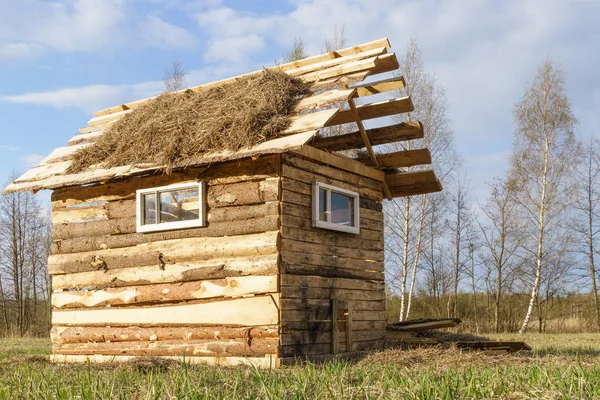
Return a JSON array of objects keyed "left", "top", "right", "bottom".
[{"left": 69, "top": 69, "right": 309, "bottom": 173}]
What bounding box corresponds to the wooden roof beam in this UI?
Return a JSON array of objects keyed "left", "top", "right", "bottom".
[
  {"left": 385, "top": 170, "right": 442, "bottom": 198},
  {"left": 354, "top": 148, "right": 431, "bottom": 169},
  {"left": 312, "top": 121, "right": 424, "bottom": 152},
  {"left": 351, "top": 76, "right": 406, "bottom": 97},
  {"left": 345, "top": 93, "right": 392, "bottom": 200},
  {"left": 326, "top": 96, "right": 414, "bottom": 126}
]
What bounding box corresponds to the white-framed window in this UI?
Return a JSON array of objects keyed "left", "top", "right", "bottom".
[
  {"left": 312, "top": 182, "right": 360, "bottom": 234},
  {"left": 136, "top": 182, "right": 206, "bottom": 233}
]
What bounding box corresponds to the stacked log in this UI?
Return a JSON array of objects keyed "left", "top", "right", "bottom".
[
  {"left": 278, "top": 153, "right": 386, "bottom": 363},
  {"left": 49, "top": 156, "right": 281, "bottom": 365}
]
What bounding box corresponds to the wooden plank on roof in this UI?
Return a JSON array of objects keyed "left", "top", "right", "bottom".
[
  {"left": 10, "top": 161, "right": 71, "bottom": 183},
  {"left": 40, "top": 144, "right": 88, "bottom": 165},
  {"left": 284, "top": 108, "right": 339, "bottom": 134},
  {"left": 286, "top": 47, "right": 387, "bottom": 77},
  {"left": 279, "top": 38, "right": 391, "bottom": 71},
  {"left": 385, "top": 170, "right": 442, "bottom": 197},
  {"left": 355, "top": 148, "right": 432, "bottom": 169},
  {"left": 67, "top": 131, "right": 103, "bottom": 146},
  {"left": 292, "top": 145, "right": 384, "bottom": 182},
  {"left": 368, "top": 53, "right": 399, "bottom": 76},
  {"left": 309, "top": 71, "right": 370, "bottom": 93},
  {"left": 87, "top": 109, "right": 131, "bottom": 127},
  {"left": 326, "top": 97, "right": 414, "bottom": 126},
  {"left": 299, "top": 55, "right": 381, "bottom": 82},
  {"left": 294, "top": 88, "right": 355, "bottom": 112},
  {"left": 351, "top": 76, "right": 406, "bottom": 97},
  {"left": 3, "top": 131, "right": 319, "bottom": 194},
  {"left": 312, "top": 121, "right": 424, "bottom": 152}
]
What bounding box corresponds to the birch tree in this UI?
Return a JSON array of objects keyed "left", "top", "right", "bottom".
[
  {"left": 510, "top": 60, "right": 579, "bottom": 333},
  {"left": 479, "top": 177, "right": 522, "bottom": 332},
  {"left": 384, "top": 38, "right": 458, "bottom": 321},
  {"left": 446, "top": 171, "right": 476, "bottom": 318},
  {"left": 570, "top": 137, "right": 600, "bottom": 327}
]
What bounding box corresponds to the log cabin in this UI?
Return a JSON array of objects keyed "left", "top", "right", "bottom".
[{"left": 3, "top": 38, "right": 442, "bottom": 367}]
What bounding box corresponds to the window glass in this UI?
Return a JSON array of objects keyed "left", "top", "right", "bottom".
[
  {"left": 319, "top": 188, "right": 328, "bottom": 221},
  {"left": 143, "top": 193, "right": 157, "bottom": 225},
  {"left": 159, "top": 187, "right": 200, "bottom": 223},
  {"left": 330, "top": 191, "right": 353, "bottom": 226}
]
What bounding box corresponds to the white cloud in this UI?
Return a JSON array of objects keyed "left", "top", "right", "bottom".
[
  {"left": 20, "top": 153, "right": 46, "bottom": 167},
  {"left": 0, "top": 0, "right": 196, "bottom": 61},
  {"left": 0, "top": 145, "right": 18, "bottom": 152},
  {"left": 204, "top": 35, "right": 266, "bottom": 63},
  {"left": 1, "top": 64, "right": 243, "bottom": 114}
]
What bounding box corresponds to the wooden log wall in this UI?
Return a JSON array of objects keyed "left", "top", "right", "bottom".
[
  {"left": 49, "top": 156, "right": 281, "bottom": 365},
  {"left": 278, "top": 152, "right": 386, "bottom": 363}
]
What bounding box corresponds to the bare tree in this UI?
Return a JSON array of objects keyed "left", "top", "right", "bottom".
[
  {"left": 283, "top": 37, "right": 309, "bottom": 63},
  {"left": 479, "top": 177, "right": 522, "bottom": 332},
  {"left": 384, "top": 38, "right": 458, "bottom": 321},
  {"left": 322, "top": 24, "right": 347, "bottom": 53},
  {"left": 163, "top": 61, "right": 187, "bottom": 93},
  {"left": 510, "top": 59, "right": 580, "bottom": 333},
  {"left": 0, "top": 173, "right": 49, "bottom": 336},
  {"left": 570, "top": 137, "right": 600, "bottom": 328},
  {"left": 446, "top": 171, "right": 476, "bottom": 318}
]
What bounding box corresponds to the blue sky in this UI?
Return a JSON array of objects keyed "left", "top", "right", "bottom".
[{"left": 1, "top": 0, "right": 599, "bottom": 206}]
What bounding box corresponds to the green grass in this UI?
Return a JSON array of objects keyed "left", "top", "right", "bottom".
[{"left": 1, "top": 334, "right": 600, "bottom": 399}]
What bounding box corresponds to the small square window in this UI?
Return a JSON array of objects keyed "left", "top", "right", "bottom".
[
  {"left": 137, "top": 182, "right": 205, "bottom": 233},
  {"left": 312, "top": 182, "right": 360, "bottom": 234}
]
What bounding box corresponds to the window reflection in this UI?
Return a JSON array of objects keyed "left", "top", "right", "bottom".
[
  {"left": 330, "top": 191, "right": 353, "bottom": 226},
  {"left": 319, "top": 188, "right": 328, "bottom": 221},
  {"left": 158, "top": 188, "right": 200, "bottom": 223},
  {"left": 143, "top": 193, "right": 156, "bottom": 225}
]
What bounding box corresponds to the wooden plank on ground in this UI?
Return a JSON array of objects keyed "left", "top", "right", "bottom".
[
  {"left": 311, "top": 122, "right": 424, "bottom": 152},
  {"left": 387, "top": 318, "right": 462, "bottom": 331},
  {"left": 52, "top": 294, "right": 280, "bottom": 326}
]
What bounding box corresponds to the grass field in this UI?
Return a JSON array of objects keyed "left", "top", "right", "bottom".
[{"left": 0, "top": 334, "right": 600, "bottom": 399}]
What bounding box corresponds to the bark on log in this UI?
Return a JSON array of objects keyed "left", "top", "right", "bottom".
[
  {"left": 48, "top": 231, "right": 279, "bottom": 275},
  {"left": 53, "top": 338, "right": 279, "bottom": 357},
  {"left": 52, "top": 254, "right": 279, "bottom": 291},
  {"left": 51, "top": 325, "right": 278, "bottom": 344},
  {"left": 53, "top": 213, "right": 279, "bottom": 254},
  {"left": 52, "top": 275, "right": 278, "bottom": 308},
  {"left": 52, "top": 294, "right": 280, "bottom": 326}
]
